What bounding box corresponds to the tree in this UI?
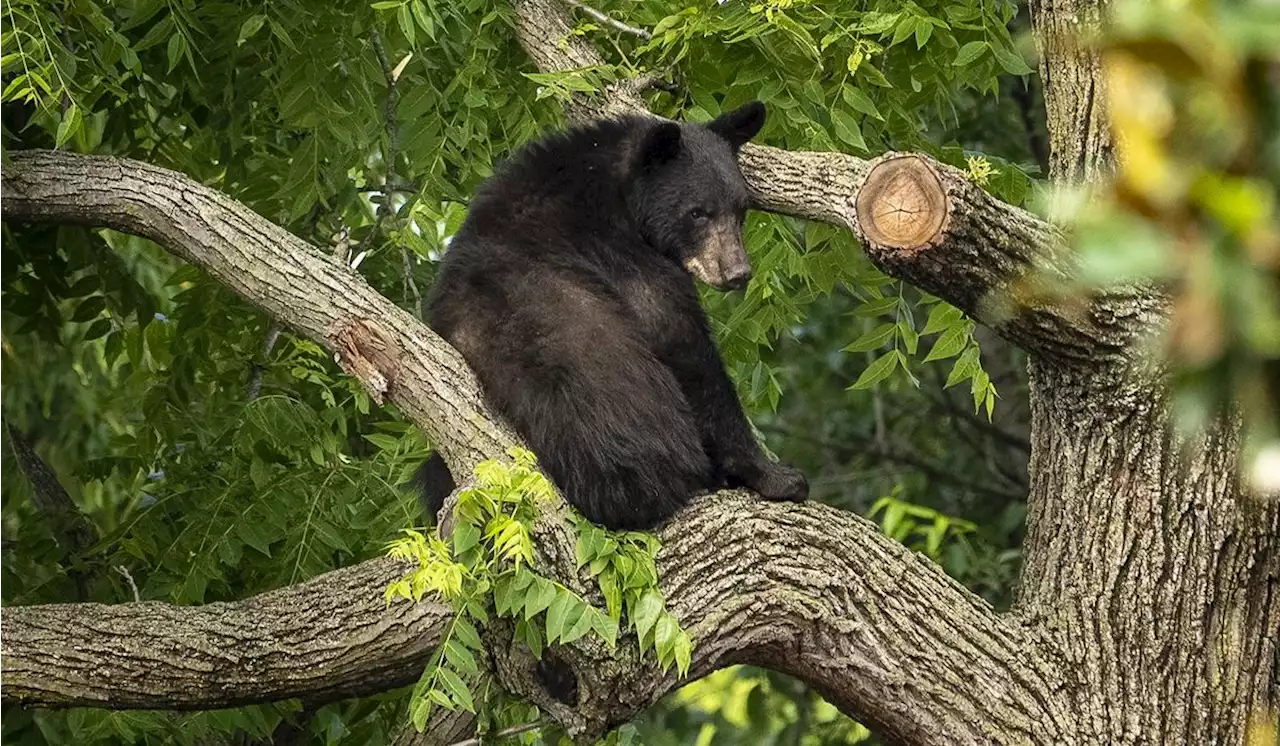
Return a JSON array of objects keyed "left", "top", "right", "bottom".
[{"left": 2, "top": 0, "right": 1277, "bottom": 745}]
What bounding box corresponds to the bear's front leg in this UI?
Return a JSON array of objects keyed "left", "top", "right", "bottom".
[{"left": 657, "top": 313, "right": 808, "bottom": 505}]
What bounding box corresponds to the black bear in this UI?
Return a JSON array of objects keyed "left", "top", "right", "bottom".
[{"left": 417, "top": 101, "right": 807, "bottom": 530}]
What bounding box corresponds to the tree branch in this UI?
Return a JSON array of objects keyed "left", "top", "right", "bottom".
[
  {"left": 3, "top": 418, "right": 97, "bottom": 600},
  {"left": 512, "top": 0, "right": 1156, "bottom": 367},
  {"left": 0, "top": 557, "right": 448, "bottom": 709},
  {"left": 491, "top": 495, "right": 1073, "bottom": 744},
  {"left": 562, "top": 0, "right": 651, "bottom": 40},
  {"left": 1, "top": 149, "right": 517, "bottom": 481}
]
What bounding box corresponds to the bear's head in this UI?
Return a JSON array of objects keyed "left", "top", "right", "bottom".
[{"left": 627, "top": 101, "right": 767, "bottom": 291}]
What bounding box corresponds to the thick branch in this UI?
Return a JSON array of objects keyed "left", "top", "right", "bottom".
[
  {"left": 1, "top": 150, "right": 516, "bottom": 478},
  {"left": 0, "top": 558, "right": 448, "bottom": 709},
  {"left": 483, "top": 495, "right": 1072, "bottom": 745}
]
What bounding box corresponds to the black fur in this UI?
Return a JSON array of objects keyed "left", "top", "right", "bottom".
[{"left": 417, "top": 101, "right": 807, "bottom": 530}]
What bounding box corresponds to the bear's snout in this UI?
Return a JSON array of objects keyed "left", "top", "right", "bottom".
[{"left": 687, "top": 222, "right": 753, "bottom": 290}]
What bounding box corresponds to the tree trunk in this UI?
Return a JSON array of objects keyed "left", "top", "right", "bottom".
[
  {"left": 1022, "top": 0, "right": 1280, "bottom": 741},
  {"left": 1020, "top": 367, "right": 1280, "bottom": 744}
]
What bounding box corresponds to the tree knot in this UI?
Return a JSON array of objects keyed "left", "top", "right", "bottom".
[{"left": 331, "top": 318, "right": 401, "bottom": 404}]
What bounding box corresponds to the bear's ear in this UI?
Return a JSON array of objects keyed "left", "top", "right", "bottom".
[
  {"left": 708, "top": 100, "right": 766, "bottom": 150},
  {"left": 637, "top": 122, "right": 682, "bottom": 170}
]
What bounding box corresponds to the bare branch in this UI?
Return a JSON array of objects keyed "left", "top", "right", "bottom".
[
  {"left": 562, "top": 0, "right": 651, "bottom": 39},
  {"left": 113, "top": 566, "right": 141, "bottom": 603}
]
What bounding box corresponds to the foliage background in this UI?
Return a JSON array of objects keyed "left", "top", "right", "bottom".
[{"left": 3, "top": 0, "right": 1274, "bottom": 743}]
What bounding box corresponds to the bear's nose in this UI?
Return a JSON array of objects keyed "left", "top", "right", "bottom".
[{"left": 723, "top": 266, "right": 752, "bottom": 290}]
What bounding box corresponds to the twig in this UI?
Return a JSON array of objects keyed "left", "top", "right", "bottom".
[
  {"left": 245, "top": 324, "right": 283, "bottom": 401},
  {"left": 923, "top": 365, "right": 1030, "bottom": 455},
  {"left": 55, "top": 1, "right": 74, "bottom": 115},
  {"left": 358, "top": 29, "right": 406, "bottom": 257},
  {"left": 402, "top": 247, "right": 423, "bottom": 312},
  {"left": 113, "top": 566, "right": 141, "bottom": 602},
  {"left": 4, "top": 418, "right": 96, "bottom": 598},
  {"left": 563, "top": 0, "right": 652, "bottom": 39},
  {"left": 446, "top": 721, "right": 543, "bottom": 746}
]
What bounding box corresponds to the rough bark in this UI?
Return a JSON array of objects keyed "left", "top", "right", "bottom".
[
  {"left": 1028, "top": 0, "right": 1114, "bottom": 183},
  {"left": 1015, "top": 0, "right": 1280, "bottom": 743},
  {"left": 0, "top": 558, "right": 448, "bottom": 708}
]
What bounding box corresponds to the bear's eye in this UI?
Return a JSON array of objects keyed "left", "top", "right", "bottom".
[{"left": 689, "top": 207, "right": 710, "bottom": 222}]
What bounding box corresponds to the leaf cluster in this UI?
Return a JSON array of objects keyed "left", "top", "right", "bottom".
[{"left": 384, "top": 447, "right": 694, "bottom": 734}]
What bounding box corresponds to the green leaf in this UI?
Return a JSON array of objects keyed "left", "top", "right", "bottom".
[
  {"left": 516, "top": 617, "right": 545, "bottom": 659},
  {"left": 772, "top": 13, "right": 821, "bottom": 60},
  {"left": 971, "top": 367, "right": 990, "bottom": 411},
  {"left": 891, "top": 17, "right": 917, "bottom": 46},
  {"left": 166, "top": 33, "right": 186, "bottom": 73},
  {"left": 411, "top": 696, "right": 432, "bottom": 730},
  {"left": 992, "top": 45, "right": 1033, "bottom": 75},
  {"left": 436, "top": 668, "right": 474, "bottom": 712},
  {"left": 898, "top": 320, "right": 919, "bottom": 355},
  {"left": 655, "top": 614, "right": 679, "bottom": 667},
  {"left": 831, "top": 107, "right": 866, "bottom": 151},
  {"left": 427, "top": 689, "right": 455, "bottom": 710},
  {"left": 843, "top": 323, "right": 896, "bottom": 352},
  {"left": 545, "top": 591, "right": 572, "bottom": 643},
  {"left": 915, "top": 21, "right": 933, "bottom": 48},
  {"left": 412, "top": 0, "right": 435, "bottom": 39},
  {"left": 453, "top": 617, "right": 482, "bottom": 650},
  {"left": 560, "top": 603, "right": 594, "bottom": 644},
  {"left": 945, "top": 346, "right": 982, "bottom": 388},
  {"left": 842, "top": 87, "right": 883, "bottom": 121},
  {"left": 853, "top": 297, "right": 898, "bottom": 317},
  {"left": 632, "top": 589, "right": 663, "bottom": 644},
  {"left": 493, "top": 574, "right": 515, "bottom": 616},
  {"left": 598, "top": 570, "right": 622, "bottom": 620},
  {"left": 674, "top": 632, "right": 692, "bottom": 676},
  {"left": 71, "top": 296, "right": 106, "bottom": 322},
  {"left": 398, "top": 3, "right": 416, "bottom": 46},
  {"left": 237, "top": 15, "right": 266, "bottom": 45},
  {"left": 591, "top": 609, "right": 619, "bottom": 648},
  {"left": 524, "top": 578, "right": 557, "bottom": 620},
  {"left": 924, "top": 324, "right": 968, "bottom": 362},
  {"left": 55, "top": 103, "right": 82, "bottom": 149},
  {"left": 453, "top": 521, "right": 480, "bottom": 555},
  {"left": 443, "top": 640, "right": 478, "bottom": 675},
  {"left": 575, "top": 528, "right": 598, "bottom": 568},
  {"left": 922, "top": 303, "right": 963, "bottom": 335},
  {"left": 953, "top": 41, "right": 988, "bottom": 67},
  {"left": 858, "top": 12, "right": 900, "bottom": 35},
  {"left": 850, "top": 351, "right": 898, "bottom": 390},
  {"left": 847, "top": 49, "right": 865, "bottom": 74},
  {"left": 83, "top": 319, "right": 112, "bottom": 341}
]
